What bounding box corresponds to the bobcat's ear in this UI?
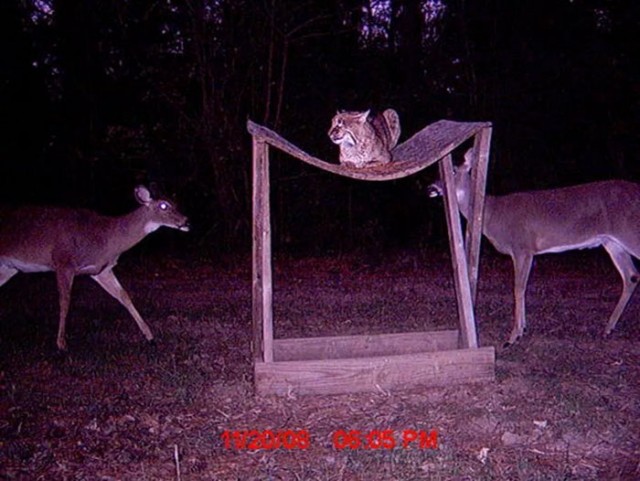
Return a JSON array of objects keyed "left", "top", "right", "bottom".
[{"left": 357, "top": 110, "right": 370, "bottom": 123}]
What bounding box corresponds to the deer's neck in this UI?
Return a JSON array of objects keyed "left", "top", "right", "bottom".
[
  {"left": 455, "top": 173, "right": 496, "bottom": 234},
  {"left": 104, "top": 207, "right": 154, "bottom": 255},
  {"left": 455, "top": 174, "right": 473, "bottom": 219}
]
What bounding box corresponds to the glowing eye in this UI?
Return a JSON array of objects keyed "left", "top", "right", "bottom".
[{"left": 159, "top": 202, "right": 169, "bottom": 211}]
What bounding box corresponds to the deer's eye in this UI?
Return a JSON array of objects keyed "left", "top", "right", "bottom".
[{"left": 159, "top": 202, "right": 169, "bottom": 211}]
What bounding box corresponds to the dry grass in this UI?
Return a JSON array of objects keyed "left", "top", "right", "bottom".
[{"left": 1, "top": 248, "right": 639, "bottom": 480}]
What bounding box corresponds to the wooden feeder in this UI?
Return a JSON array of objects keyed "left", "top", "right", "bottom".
[{"left": 248, "top": 118, "right": 495, "bottom": 396}]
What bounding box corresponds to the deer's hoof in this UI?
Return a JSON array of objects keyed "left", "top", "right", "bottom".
[
  {"left": 144, "top": 338, "right": 158, "bottom": 353},
  {"left": 504, "top": 333, "right": 522, "bottom": 348}
]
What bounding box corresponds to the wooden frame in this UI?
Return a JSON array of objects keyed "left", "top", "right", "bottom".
[{"left": 248, "top": 119, "right": 494, "bottom": 396}]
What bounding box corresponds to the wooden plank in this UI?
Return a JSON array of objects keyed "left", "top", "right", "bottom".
[
  {"left": 391, "top": 120, "right": 490, "bottom": 170},
  {"left": 440, "top": 155, "right": 478, "bottom": 349},
  {"left": 465, "top": 127, "right": 492, "bottom": 303},
  {"left": 255, "top": 347, "right": 495, "bottom": 396},
  {"left": 251, "top": 138, "right": 274, "bottom": 362},
  {"left": 273, "top": 330, "right": 460, "bottom": 362},
  {"left": 246, "top": 119, "right": 492, "bottom": 181}
]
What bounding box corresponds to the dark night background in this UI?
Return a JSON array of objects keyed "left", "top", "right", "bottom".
[{"left": 1, "top": 0, "right": 638, "bottom": 255}]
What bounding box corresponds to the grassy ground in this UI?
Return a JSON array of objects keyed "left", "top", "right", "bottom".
[{"left": 1, "top": 248, "right": 639, "bottom": 480}]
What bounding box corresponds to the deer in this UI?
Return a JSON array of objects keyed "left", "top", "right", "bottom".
[
  {"left": 429, "top": 149, "right": 640, "bottom": 346},
  {"left": 0, "top": 186, "right": 189, "bottom": 351}
]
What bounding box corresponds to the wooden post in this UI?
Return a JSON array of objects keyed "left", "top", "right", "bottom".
[
  {"left": 465, "top": 127, "right": 492, "bottom": 303},
  {"left": 252, "top": 138, "right": 274, "bottom": 362},
  {"left": 440, "top": 154, "right": 478, "bottom": 349}
]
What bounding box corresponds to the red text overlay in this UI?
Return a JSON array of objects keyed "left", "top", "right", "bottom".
[{"left": 221, "top": 429, "right": 438, "bottom": 451}]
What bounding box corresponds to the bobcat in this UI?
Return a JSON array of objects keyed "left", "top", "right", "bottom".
[{"left": 328, "top": 109, "right": 401, "bottom": 168}]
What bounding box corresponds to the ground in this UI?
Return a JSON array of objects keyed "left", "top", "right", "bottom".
[{"left": 0, "top": 247, "right": 639, "bottom": 480}]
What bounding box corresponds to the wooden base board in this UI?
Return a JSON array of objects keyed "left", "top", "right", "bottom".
[{"left": 254, "top": 330, "right": 495, "bottom": 396}]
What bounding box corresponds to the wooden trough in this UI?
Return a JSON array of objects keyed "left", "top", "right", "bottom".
[{"left": 248, "top": 118, "right": 495, "bottom": 396}]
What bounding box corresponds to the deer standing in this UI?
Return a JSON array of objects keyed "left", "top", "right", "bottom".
[
  {"left": 429, "top": 150, "right": 640, "bottom": 345},
  {"left": 0, "top": 186, "right": 189, "bottom": 350}
]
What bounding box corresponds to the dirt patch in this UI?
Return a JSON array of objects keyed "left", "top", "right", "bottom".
[{"left": 1, "top": 248, "right": 639, "bottom": 480}]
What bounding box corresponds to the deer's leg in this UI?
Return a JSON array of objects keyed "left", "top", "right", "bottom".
[
  {"left": 0, "top": 266, "right": 18, "bottom": 287},
  {"left": 55, "top": 269, "right": 75, "bottom": 351},
  {"left": 91, "top": 268, "right": 154, "bottom": 341},
  {"left": 602, "top": 241, "right": 639, "bottom": 335},
  {"left": 508, "top": 253, "right": 534, "bottom": 345}
]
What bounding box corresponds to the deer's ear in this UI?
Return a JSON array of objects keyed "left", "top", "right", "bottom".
[{"left": 134, "top": 186, "right": 152, "bottom": 205}]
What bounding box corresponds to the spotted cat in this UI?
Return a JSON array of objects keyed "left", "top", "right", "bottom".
[{"left": 328, "top": 109, "right": 401, "bottom": 168}]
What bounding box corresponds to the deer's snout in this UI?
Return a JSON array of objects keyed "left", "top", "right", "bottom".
[{"left": 427, "top": 181, "right": 443, "bottom": 198}]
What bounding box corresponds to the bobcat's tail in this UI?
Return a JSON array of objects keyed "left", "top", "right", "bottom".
[{"left": 382, "top": 109, "right": 401, "bottom": 149}]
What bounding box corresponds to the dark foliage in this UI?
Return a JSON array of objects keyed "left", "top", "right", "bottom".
[{"left": 1, "top": 0, "right": 638, "bottom": 253}]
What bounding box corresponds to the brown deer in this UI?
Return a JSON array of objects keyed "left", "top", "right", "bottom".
[
  {"left": 0, "top": 186, "right": 189, "bottom": 350},
  {"left": 429, "top": 150, "right": 640, "bottom": 345}
]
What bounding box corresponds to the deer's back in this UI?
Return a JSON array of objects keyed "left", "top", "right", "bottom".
[
  {"left": 0, "top": 206, "right": 112, "bottom": 273},
  {"left": 484, "top": 180, "right": 640, "bottom": 255}
]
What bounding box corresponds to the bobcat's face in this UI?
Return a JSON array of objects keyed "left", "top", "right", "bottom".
[
  {"left": 328, "top": 110, "right": 370, "bottom": 147},
  {"left": 328, "top": 108, "right": 399, "bottom": 167}
]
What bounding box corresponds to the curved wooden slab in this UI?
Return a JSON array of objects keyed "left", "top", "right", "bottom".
[{"left": 247, "top": 119, "right": 491, "bottom": 181}]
